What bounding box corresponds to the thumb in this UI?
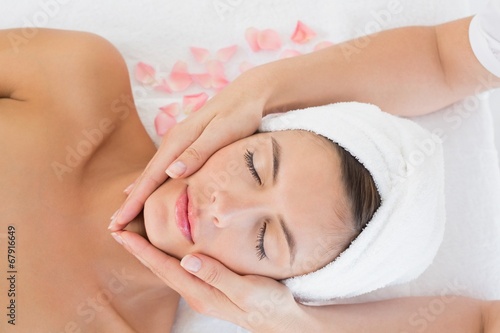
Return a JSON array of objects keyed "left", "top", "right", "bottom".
[
  {"left": 180, "top": 254, "right": 244, "bottom": 296},
  {"left": 179, "top": 253, "right": 277, "bottom": 311}
]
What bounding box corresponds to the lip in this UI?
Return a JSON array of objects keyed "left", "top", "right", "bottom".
[
  {"left": 186, "top": 187, "right": 197, "bottom": 243},
  {"left": 175, "top": 187, "right": 193, "bottom": 243}
]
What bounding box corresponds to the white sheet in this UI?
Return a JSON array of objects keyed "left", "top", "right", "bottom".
[{"left": 2, "top": 1, "right": 499, "bottom": 332}]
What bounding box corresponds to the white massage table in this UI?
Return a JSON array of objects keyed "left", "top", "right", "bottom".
[{"left": 1, "top": 0, "right": 499, "bottom": 331}]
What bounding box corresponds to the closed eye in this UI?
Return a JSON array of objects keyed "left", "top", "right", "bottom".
[
  {"left": 256, "top": 221, "right": 268, "bottom": 260},
  {"left": 244, "top": 149, "right": 262, "bottom": 185}
]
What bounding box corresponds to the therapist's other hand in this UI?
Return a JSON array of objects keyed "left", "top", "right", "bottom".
[
  {"left": 114, "top": 230, "right": 311, "bottom": 333},
  {"left": 109, "top": 69, "right": 271, "bottom": 231}
]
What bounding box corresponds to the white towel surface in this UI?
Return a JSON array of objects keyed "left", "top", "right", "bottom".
[
  {"left": 1, "top": 0, "right": 499, "bottom": 332},
  {"left": 259, "top": 102, "right": 445, "bottom": 304}
]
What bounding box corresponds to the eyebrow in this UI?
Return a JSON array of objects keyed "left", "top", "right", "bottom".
[
  {"left": 279, "top": 216, "right": 296, "bottom": 267},
  {"left": 271, "top": 136, "right": 281, "bottom": 184},
  {"left": 270, "top": 136, "right": 296, "bottom": 267}
]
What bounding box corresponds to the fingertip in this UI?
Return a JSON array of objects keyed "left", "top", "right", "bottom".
[
  {"left": 111, "top": 203, "right": 139, "bottom": 230},
  {"left": 108, "top": 223, "right": 120, "bottom": 232},
  {"left": 166, "top": 160, "right": 187, "bottom": 178},
  {"left": 181, "top": 254, "right": 202, "bottom": 273},
  {"left": 111, "top": 232, "right": 125, "bottom": 246},
  {"left": 123, "top": 182, "right": 135, "bottom": 195},
  {"left": 108, "top": 213, "right": 119, "bottom": 230}
]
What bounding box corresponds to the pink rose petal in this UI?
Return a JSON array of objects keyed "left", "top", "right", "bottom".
[
  {"left": 212, "top": 76, "right": 229, "bottom": 90},
  {"left": 169, "top": 72, "right": 192, "bottom": 92},
  {"left": 279, "top": 49, "right": 302, "bottom": 59},
  {"left": 190, "top": 47, "right": 211, "bottom": 64},
  {"left": 154, "top": 79, "right": 172, "bottom": 93},
  {"left": 191, "top": 73, "right": 213, "bottom": 89},
  {"left": 159, "top": 103, "right": 181, "bottom": 117},
  {"left": 291, "top": 21, "right": 316, "bottom": 44},
  {"left": 205, "top": 60, "right": 225, "bottom": 78},
  {"left": 314, "top": 41, "right": 334, "bottom": 51},
  {"left": 155, "top": 111, "right": 177, "bottom": 136},
  {"left": 171, "top": 61, "right": 189, "bottom": 74},
  {"left": 169, "top": 61, "right": 192, "bottom": 91},
  {"left": 257, "top": 29, "right": 282, "bottom": 50},
  {"left": 205, "top": 60, "right": 228, "bottom": 89},
  {"left": 245, "top": 27, "right": 261, "bottom": 52},
  {"left": 135, "top": 62, "right": 156, "bottom": 85},
  {"left": 216, "top": 45, "right": 238, "bottom": 62},
  {"left": 183, "top": 92, "right": 209, "bottom": 113},
  {"left": 239, "top": 61, "right": 254, "bottom": 73}
]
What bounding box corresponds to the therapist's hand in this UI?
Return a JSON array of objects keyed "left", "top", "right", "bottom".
[
  {"left": 113, "top": 230, "right": 313, "bottom": 333},
  {"left": 108, "top": 68, "right": 272, "bottom": 231}
]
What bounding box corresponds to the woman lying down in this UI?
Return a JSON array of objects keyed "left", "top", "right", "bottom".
[{"left": 1, "top": 12, "right": 500, "bottom": 333}]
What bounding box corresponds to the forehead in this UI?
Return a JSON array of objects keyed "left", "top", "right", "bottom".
[{"left": 264, "top": 130, "right": 350, "bottom": 275}]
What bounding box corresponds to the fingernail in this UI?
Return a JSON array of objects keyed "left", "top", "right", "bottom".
[
  {"left": 123, "top": 183, "right": 134, "bottom": 194},
  {"left": 181, "top": 255, "right": 201, "bottom": 273},
  {"left": 166, "top": 161, "right": 186, "bottom": 178},
  {"left": 111, "top": 232, "right": 124, "bottom": 246},
  {"left": 108, "top": 210, "right": 120, "bottom": 230},
  {"left": 110, "top": 209, "right": 119, "bottom": 221}
]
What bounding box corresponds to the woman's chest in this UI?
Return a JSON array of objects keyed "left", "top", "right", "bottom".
[
  {"left": 1, "top": 204, "right": 116, "bottom": 331},
  {"left": 0, "top": 175, "right": 144, "bottom": 332}
]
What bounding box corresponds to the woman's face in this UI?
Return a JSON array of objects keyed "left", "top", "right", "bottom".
[{"left": 144, "top": 130, "right": 350, "bottom": 279}]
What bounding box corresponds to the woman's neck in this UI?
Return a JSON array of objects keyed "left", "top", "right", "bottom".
[{"left": 87, "top": 170, "right": 180, "bottom": 331}]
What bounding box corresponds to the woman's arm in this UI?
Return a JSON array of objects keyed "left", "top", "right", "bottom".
[
  {"left": 259, "top": 16, "right": 500, "bottom": 117},
  {"left": 115, "top": 231, "right": 499, "bottom": 333},
  {"left": 303, "top": 297, "right": 499, "bottom": 333},
  {"left": 111, "top": 14, "right": 500, "bottom": 230}
]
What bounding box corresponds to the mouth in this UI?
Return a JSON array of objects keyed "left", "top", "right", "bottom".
[{"left": 175, "top": 186, "right": 193, "bottom": 243}]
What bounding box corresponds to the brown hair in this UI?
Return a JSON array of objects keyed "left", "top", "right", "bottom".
[{"left": 331, "top": 141, "right": 381, "bottom": 247}]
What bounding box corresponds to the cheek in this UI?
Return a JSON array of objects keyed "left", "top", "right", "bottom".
[
  {"left": 143, "top": 187, "right": 170, "bottom": 248},
  {"left": 194, "top": 232, "right": 272, "bottom": 277},
  {"left": 190, "top": 151, "right": 246, "bottom": 199}
]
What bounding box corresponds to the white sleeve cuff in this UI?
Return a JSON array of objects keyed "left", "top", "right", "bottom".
[{"left": 469, "top": 0, "right": 500, "bottom": 78}]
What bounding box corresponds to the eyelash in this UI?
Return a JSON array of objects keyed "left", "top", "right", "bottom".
[
  {"left": 244, "top": 149, "right": 267, "bottom": 260},
  {"left": 256, "top": 221, "right": 268, "bottom": 260},
  {"left": 244, "top": 149, "right": 262, "bottom": 185}
]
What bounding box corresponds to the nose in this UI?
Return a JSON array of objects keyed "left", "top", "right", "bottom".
[{"left": 210, "top": 190, "right": 266, "bottom": 228}]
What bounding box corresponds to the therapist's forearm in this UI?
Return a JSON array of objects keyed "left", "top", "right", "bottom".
[
  {"left": 253, "top": 17, "right": 498, "bottom": 117},
  {"left": 298, "top": 296, "right": 499, "bottom": 333}
]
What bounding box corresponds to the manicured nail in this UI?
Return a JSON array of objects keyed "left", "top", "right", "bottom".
[
  {"left": 111, "top": 232, "right": 124, "bottom": 246},
  {"left": 166, "top": 161, "right": 186, "bottom": 178},
  {"left": 181, "top": 255, "right": 202, "bottom": 273},
  {"left": 108, "top": 210, "right": 120, "bottom": 229},
  {"left": 110, "top": 209, "right": 119, "bottom": 221},
  {"left": 123, "top": 183, "right": 135, "bottom": 194}
]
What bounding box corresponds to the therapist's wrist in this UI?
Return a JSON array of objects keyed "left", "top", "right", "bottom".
[
  {"left": 255, "top": 57, "right": 316, "bottom": 117},
  {"left": 240, "top": 60, "right": 297, "bottom": 117},
  {"left": 262, "top": 303, "right": 325, "bottom": 333}
]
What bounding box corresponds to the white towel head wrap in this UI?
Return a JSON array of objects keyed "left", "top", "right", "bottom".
[{"left": 258, "top": 102, "right": 445, "bottom": 305}]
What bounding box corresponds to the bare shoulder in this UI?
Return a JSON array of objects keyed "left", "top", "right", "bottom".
[
  {"left": 2, "top": 29, "right": 133, "bottom": 119},
  {"left": 2, "top": 29, "right": 126, "bottom": 95},
  {"left": 0, "top": 29, "right": 155, "bottom": 182}
]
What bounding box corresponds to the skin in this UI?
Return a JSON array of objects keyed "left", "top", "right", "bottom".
[
  {"left": 112, "top": 17, "right": 500, "bottom": 229},
  {"left": 143, "top": 131, "right": 351, "bottom": 279},
  {"left": 0, "top": 28, "right": 352, "bottom": 331},
  {"left": 110, "top": 15, "right": 500, "bottom": 333},
  {"left": 0, "top": 29, "right": 177, "bottom": 332},
  {"left": 3, "top": 12, "right": 500, "bottom": 333}
]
